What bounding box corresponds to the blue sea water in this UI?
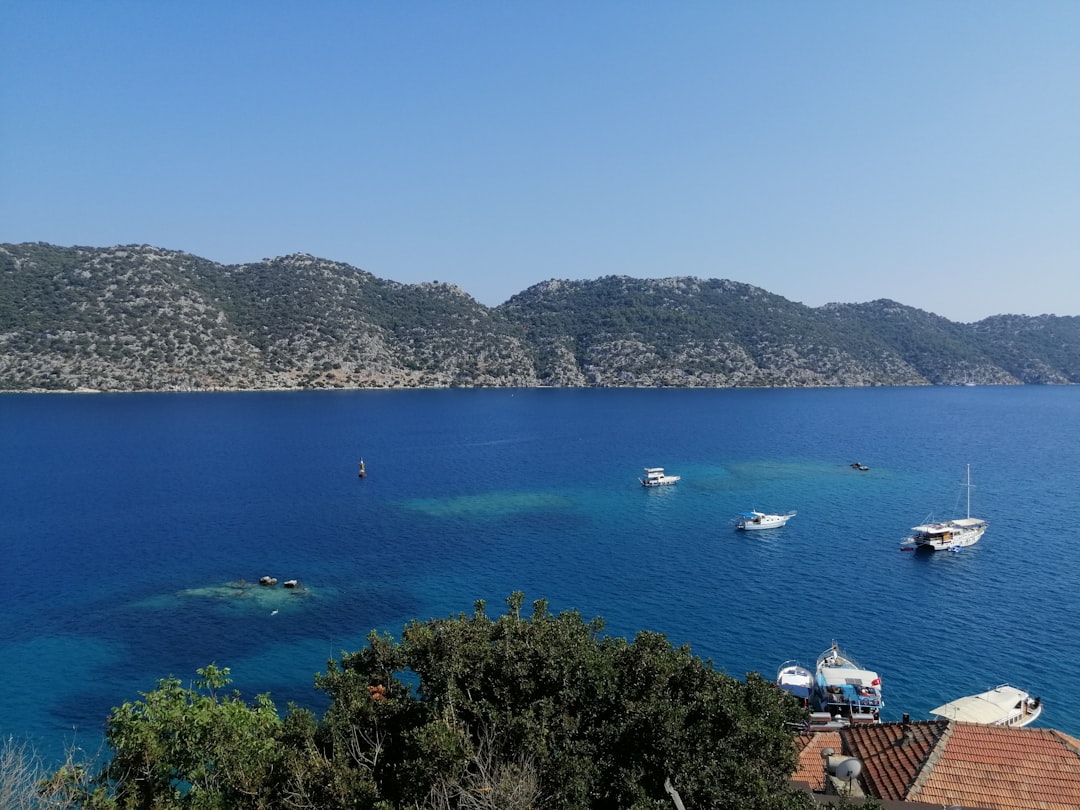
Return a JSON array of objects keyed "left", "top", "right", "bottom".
[{"left": 3, "top": 386, "right": 1079, "bottom": 763}]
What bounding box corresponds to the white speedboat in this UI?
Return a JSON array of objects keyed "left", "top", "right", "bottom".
[
  {"left": 902, "top": 464, "right": 987, "bottom": 551},
  {"left": 812, "top": 643, "right": 883, "bottom": 723},
  {"left": 777, "top": 661, "right": 814, "bottom": 706},
  {"left": 640, "top": 467, "right": 680, "bottom": 487},
  {"left": 736, "top": 510, "right": 796, "bottom": 530},
  {"left": 931, "top": 685, "right": 1042, "bottom": 727}
]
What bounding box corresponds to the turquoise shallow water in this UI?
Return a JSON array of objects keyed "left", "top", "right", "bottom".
[{"left": 3, "top": 386, "right": 1079, "bottom": 762}]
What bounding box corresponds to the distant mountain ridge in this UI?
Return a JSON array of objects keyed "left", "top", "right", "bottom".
[{"left": 2, "top": 242, "right": 1078, "bottom": 391}]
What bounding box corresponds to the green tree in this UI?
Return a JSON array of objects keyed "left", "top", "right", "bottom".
[
  {"left": 51, "top": 598, "right": 813, "bottom": 809},
  {"left": 320, "top": 593, "right": 812, "bottom": 810},
  {"left": 62, "top": 665, "right": 287, "bottom": 809}
]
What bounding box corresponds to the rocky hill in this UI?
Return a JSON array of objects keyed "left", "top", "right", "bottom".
[{"left": 2, "top": 242, "right": 1077, "bottom": 391}]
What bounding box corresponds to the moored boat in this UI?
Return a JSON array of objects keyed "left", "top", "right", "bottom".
[
  {"left": 640, "top": 467, "right": 680, "bottom": 487},
  {"left": 777, "top": 661, "right": 814, "bottom": 706},
  {"left": 901, "top": 464, "right": 986, "bottom": 551},
  {"left": 736, "top": 510, "right": 796, "bottom": 530},
  {"left": 812, "top": 642, "right": 883, "bottom": 723},
  {"left": 931, "top": 684, "right": 1042, "bottom": 727}
]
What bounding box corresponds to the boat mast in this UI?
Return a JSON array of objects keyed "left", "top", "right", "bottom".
[{"left": 965, "top": 464, "right": 972, "bottom": 518}]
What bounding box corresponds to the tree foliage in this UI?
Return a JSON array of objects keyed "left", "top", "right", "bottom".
[
  {"left": 52, "top": 596, "right": 814, "bottom": 809},
  {"left": 58, "top": 665, "right": 289, "bottom": 809}
]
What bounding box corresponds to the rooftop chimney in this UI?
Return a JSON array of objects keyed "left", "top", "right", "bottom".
[{"left": 897, "top": 713, "right": 914, "bottom": 746}]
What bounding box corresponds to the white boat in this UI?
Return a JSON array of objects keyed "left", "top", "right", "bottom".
[
  {"left": 736, "top": 510, "right": 796, "bottom": 530},
  {"left": 640, "top": 467, "right": 680, "bottom": 487},
  {"left": 777, "top": 661, "right": 814, "bottom": 706},
  {"left": 812, "top": 643, "right": 883, "bottom": 723},
  {"left": 903, "top": 464, "right": 987, "bottom": 551},
  {"left": 931, "top": 684, "right": 1042, "bottom": 727}
]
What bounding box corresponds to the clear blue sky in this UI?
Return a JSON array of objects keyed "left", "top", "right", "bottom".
[{"left": 3, "top": 1, "right": 1077, "bottom": 321}]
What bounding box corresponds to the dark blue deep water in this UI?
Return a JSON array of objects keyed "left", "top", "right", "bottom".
[{"left": 3, "top": 387, "right": 1079, "bottom": 762}]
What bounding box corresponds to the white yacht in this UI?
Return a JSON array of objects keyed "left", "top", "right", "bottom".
[
  {"left": 903, "top": 465, "right": 987, "bottom": 551},
  {"left": 640, "top": 467, "right": 680, "bottom": 487},
  {"left": 931, "top": 685, "right": 1042, "bottom": 727},
  {"left": 736, "top": 510, "right": 796, "bottom": 530}
]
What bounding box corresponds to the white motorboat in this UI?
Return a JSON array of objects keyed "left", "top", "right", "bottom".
[
  {"left": 812, "top": 643, "right": 883, "bottom": 723},
  {"left": 736, "top": 510, "right": 796, "bottom": 530},
  {"left": 931, "top": 685, "right": 1042, "bottom": 727},
  {"left": 640, "top": 467, "right": 680, "bottom": 487},
  {"left": 902, "top": 464, "right": 987, "bottom": 551},
  {"left": 777, "top": 661, "right": 814, "bottom": 706}
]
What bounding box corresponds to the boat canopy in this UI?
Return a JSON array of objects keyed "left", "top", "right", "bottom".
[
  {"left": 817, "top": 667, "right": 881, "bottom": 688},
  {"left": 931, "top": 686, "right": 1028, "bottom": 724},
  {"left": 951, "top": 517, "right": 987, "bottom": 528},
  {"left": 913, "top": 517, "right": 986, "bottom": 532}
]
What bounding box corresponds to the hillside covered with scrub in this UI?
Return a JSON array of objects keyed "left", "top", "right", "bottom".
[{"left": 3, "top": 242, "right": 1079, "bottom": 392}]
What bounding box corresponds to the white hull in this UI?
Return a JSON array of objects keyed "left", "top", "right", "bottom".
[
  {"left": 641, "top": 477, "right": 680, "bottom": 487},
  {"left": 777, "top": 661, "right": 814, "bottom": 703},
  {"left": 737, "top": 510, "right": 795, "bottom": 530},
  {"left": 931, "top": 685, "right": 1042, "bottom": 727}
]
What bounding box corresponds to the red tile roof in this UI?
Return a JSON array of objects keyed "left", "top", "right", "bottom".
[
  {"left": 793, "top": 720, "right": 1080, "bottom": 810},
  {"left": 843, "top": 718, "right": 949, "bottom": 800},
  {"left": 792, "top": 731, "right": 843, "bottom": 792}
]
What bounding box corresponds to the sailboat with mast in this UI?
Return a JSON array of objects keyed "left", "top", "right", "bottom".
[{"left": 902, "top": 464, "right": 987, "bottom": 551}]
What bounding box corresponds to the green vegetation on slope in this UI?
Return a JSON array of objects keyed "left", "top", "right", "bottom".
[{"left": 2, "top": 242, "right": 1077, "bottom": 391}]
